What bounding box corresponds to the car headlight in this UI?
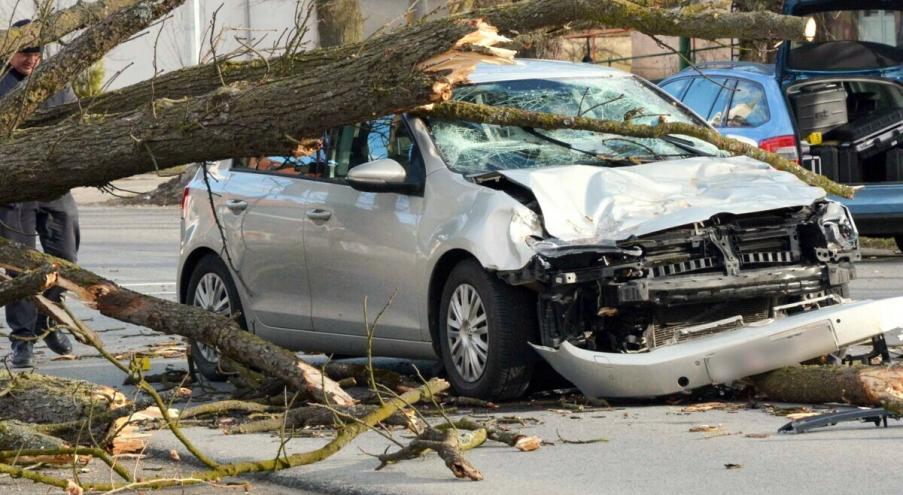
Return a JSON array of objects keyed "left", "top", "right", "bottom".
[{"left": 819, "top": 201, "right": 859, "bottom": 252}]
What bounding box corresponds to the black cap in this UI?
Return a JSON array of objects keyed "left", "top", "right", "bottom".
[{"left": 13, "top": 19, "right": 40, "bottom": 53}]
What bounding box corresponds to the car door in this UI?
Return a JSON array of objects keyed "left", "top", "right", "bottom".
[
  {"left": 302, "top": 115, "right": 426, "bottom": 341},
  {"left": 224, "top": 157, "right": 316, "bottom": 338}
]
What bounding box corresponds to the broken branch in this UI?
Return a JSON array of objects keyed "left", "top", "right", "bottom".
[
  {"left": 0, "top": 264, "right": 56, "bottom": 307},
  {"left": 417, "top": 100, "right": 854, "bottom": 198},
  {"left": 0, "top": 239, "right": 355, "bottom": 406}
]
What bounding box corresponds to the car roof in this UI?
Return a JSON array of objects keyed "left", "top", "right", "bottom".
[
  {"left": 662, "top": 62, "right": 777, "bottom": 83},
  {"left": 469, "top": 59, "right": 629, "bottom": 84}
]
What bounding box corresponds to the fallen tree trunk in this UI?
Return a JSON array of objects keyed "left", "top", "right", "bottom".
[
  {"left": 23, "top": 0, "right": 811, "bottom": 129},
  {"left": 0, "top": 0, "right": 185, "bottom": 136},
  {"left": 418, "top": 100, "right": 854, "bottom": 197},
  {"left": 0, "top": 240, "right": 355, "bottom": 406},
  {"left": 0, "top": 19, "right": 511, "bottom": 203},
  {"left": 0, "top": 264, "right": 56, "bottom": 307},
  {"left": 753, "top": 365, "right": 903, "bottom": 414},
  {"left": 0, "top": 0, "right": 142, "bottom": 60}
]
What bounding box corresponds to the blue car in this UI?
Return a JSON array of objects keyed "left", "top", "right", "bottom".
[{"left": 659, "top": 0, "right": 903, "bottom": 249}]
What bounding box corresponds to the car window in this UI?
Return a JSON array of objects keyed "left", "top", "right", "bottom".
[
  {"left": 726, "top": 80, "right": 770, "bottom": 128},
  {"left": 321, "top": 115, "right": 426, "bottom": 188},
  {"left": 326, "top": 115, "right": 418, "bottom": 180},
  {"left": 707, "top": 79, "right": 737, "bottom": 127},
  {"left": 231, "top": 139, "right": 325, "bottom": 178},
  {"left": 660, "top": 78, "right": 691, "bottom": 99},
  {"left": 682, "top": 77, "right": 728, "bottom": 125},
  {"left": 232, "top": 116, "right": 422, "bottom": 184}
]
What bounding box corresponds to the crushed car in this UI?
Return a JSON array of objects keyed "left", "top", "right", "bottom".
[{"left": 179, "top": 59, "right": 903, "bottom": 401}]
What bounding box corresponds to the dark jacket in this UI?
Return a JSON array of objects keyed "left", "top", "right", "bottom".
[{"left": 0, "top": 67, "right": 77, "bottom": 107}]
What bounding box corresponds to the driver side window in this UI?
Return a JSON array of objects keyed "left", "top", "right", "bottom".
[{"left": 326, "top": 115, "right": 422, "bottom": 184}]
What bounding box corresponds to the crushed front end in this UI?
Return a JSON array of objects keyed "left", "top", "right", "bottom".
[{"left": 499, "top": 199, "right": 903, "bottom": 398}]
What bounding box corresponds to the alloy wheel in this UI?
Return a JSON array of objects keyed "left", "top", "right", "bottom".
[
  {"left": 192, "top": 272, "right": 232, "bottom": 363},
  {"left": 446, "top": 283, "right": 489, "bottom": 382}
]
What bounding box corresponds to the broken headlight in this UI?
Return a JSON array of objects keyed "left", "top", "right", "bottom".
[{"left": 818, "top": 201, "right": 859, "bottom": 253}]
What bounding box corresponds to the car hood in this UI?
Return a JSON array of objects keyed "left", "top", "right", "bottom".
[{"left": 497, "top": 156, "right": 826, "bottom": 247}]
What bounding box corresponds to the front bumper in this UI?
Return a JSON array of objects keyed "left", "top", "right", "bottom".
[{"left": 532, "top": 296, "right": 903, "bottom": 399}]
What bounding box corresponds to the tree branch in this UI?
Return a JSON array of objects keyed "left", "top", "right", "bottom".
[
  {"left": 0, "top": 263, "right": 56, "bottom": 307},
  {"left": 0, "top": 0, "right": 185, "bottom": 136},
  {"left": 0, "top": 239, "right": 356, "bottom": 407},
  {"left": 0, "top": 0, "right": 142, "bottom": 60},
  {"left": 417, "top": 100, "right": 854, "bottom": 198},
  {"left": 24, "top": 0, "right": 811, "bottom": 129}
]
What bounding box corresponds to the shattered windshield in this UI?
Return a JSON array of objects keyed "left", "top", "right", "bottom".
[{"left": 429, "top": 76, "right": 719, "bottom": 175}]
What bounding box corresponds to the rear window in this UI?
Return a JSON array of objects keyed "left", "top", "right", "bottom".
[{"left": 726, "top": 80, "right": 770, "bottom": 128}]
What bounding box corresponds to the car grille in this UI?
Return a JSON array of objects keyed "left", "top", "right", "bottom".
[
  {"left": 646, "top": 298, "right": 772, "bottom": 349},
  {"left": 645, "top": 222, "right": 799, "bottom": 278}
]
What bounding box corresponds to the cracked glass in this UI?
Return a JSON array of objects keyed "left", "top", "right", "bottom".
[{"left": 429, "top": 76, "right": 719, "bottom": 175}]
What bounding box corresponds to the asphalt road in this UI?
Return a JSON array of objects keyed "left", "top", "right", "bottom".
[{"left": 3, "top": 205, "right": 903, "bottom": 495}]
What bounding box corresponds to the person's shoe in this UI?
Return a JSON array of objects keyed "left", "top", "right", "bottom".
[
  {"left": 10, "top": 341, "right": 35, "bottom": 368},
  {"left": 43, "top": 330, "right": 73, "bottom": 356}
]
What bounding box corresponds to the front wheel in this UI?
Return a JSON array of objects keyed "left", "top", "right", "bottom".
[
  {"left": 437, "top": 259, "right": 537, "bottom": 400},
  {"left": 185, "top": 255, "right": 246, "bottom": 381},
  {"left": 895, "top": 236, "right": 903, "bottom": 253}
]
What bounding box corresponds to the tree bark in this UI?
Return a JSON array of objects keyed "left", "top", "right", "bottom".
[
  {"left": 0, "top": 371, "right": 126, "bottom": 425},
  {"left": 417, "top": 100, "right": 854, "bottom": 197},
  {"left": 23, "top": 0, "right": 811, "bottom": 130},
  {"left": 0, "top": 421, "right": 67, "bottom": 452},
  {"left": 0, "top": 264, "right": 56, "bottom": 307},
  {"left": 315, "top": 0, "right": 363, "bottom": 48},
  {"left": 0, "top": 239, "right": 355, "bottom": 407},
  {"left": 753, "top": 365, "right": 903, "bottom": 414},
  {"left": 0, "top": 0, "right": 184, "bottom": 136},
  {"left": 0, "top": 18, "right": 511, "bottom": 203},
  {"left": 0, "top": 0, "right": 142, "bottom": 60}
]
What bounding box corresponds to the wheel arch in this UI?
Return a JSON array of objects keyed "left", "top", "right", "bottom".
[
  {"left": 179, "top": 247, "right": 220, "bottom": 304},
  {"left": 427, "top": 249, "right": 481, "bottom": 355}
]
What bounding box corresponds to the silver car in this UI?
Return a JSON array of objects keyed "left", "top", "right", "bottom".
[{"left": 179, "top": 60, "right": 903, "bottom": 400}]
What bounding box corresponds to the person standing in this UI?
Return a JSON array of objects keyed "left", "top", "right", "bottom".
[{"left": 1, "top": 19, "right": 80, "bottom": 368}]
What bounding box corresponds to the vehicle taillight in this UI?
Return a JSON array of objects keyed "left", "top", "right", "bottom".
[
  {"left": 759, "top": 135, "right": 799, "bottom": 163},
  {"left": 180, "top": 186, "right": 190, "bottom": 217}
]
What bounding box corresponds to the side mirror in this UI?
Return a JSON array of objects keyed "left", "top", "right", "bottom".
[{"left": 346, "top": 159, "right": 413, "bottom": 193}]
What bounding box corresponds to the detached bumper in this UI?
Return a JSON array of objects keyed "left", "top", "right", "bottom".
[{"left": 532, "top": 297, "right": 903, "bottom": 399}]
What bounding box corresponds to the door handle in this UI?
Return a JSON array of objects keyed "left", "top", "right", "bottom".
[
  {"left": 306, "top": 208, "right": 332, "bottom": 221},
  {"left": 225, "top": 199, "right": 248, "bottom": 213}
]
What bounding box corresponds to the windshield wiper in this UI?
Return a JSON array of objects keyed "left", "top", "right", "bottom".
[
  {"left": 521, "top": 127, "right": 632, "bottom": 166},
  {"left": 659, "top": 135, "right": 715, "bottom": 157}
]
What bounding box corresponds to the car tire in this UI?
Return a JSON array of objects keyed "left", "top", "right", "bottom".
[
  {"left": 437, "top": 259, "right": 537, "bottom": 400},
  {"left": 185, "top": 255, "right": 247, "bottom": 382},
  {"left": 896, "top": 236, "right": 903, "bottom": 253}
]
